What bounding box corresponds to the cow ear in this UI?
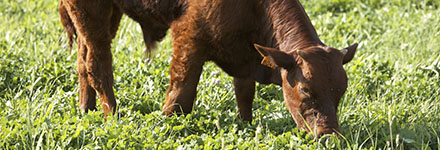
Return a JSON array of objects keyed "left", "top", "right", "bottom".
[
  {"left": 254, "top": 44, "right": 296, "bottom": 69},
  {"left": 342, "top": 43, "right": 358, "bottom": 64}
]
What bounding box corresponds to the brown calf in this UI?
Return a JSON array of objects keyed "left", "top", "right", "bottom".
[{"left": 60, "top": 0, "right": 358, "bottom": 137}]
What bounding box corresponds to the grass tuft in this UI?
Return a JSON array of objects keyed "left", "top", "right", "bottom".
[{"left": 1, "top": 0, "right": 439, "bottom": 149}]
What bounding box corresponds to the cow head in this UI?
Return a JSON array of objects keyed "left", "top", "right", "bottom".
[{"left": 254, "top": 43, "right": 358, "bottom": 137}]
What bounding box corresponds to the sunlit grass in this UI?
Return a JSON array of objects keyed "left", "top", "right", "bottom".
[{"left": 1, "top": 0, "right": 439, "bottom": 149}]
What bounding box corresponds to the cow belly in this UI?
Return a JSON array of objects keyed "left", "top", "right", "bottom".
[{"left": 212, "top": 60, "right": 252, "bottom": 78}]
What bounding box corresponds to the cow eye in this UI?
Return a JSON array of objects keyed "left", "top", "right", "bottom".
[{"left": 300, "top": 87, "right": 310, "bottom": 94}]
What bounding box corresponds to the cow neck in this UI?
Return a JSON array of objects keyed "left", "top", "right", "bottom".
[{"left": 267, "top": 0, "right": 324, "bottom": 52}]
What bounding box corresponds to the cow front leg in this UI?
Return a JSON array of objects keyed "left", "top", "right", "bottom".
[
  {"left": 162, "top": 51, "right": 205, "bottom": 116},
  {"left": 233, "top": 77, "right": 255, "bottom": 122}
]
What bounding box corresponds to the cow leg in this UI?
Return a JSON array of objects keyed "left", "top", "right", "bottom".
[
  {"left": 77, "top": 39, "right": 97, "bottom": 111},
  {"left": 233, "top": 77, "right": 255, "bottom": 122},
  {"left": 74, "top": 2, "right": 122, "bottom": 113},
  {"left": 109, "top": 5, "right": 123, "bottom": 39},
  {"left": 63, "top": 0, "right": 120, "bottom": 116},
  {"left": 162, "top": 44, "right": 205, "bottom": 115}
]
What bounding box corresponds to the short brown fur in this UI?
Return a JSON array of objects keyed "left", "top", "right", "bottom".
[{"left": 60, "top": 0, "right": 358, "bottom": 137}]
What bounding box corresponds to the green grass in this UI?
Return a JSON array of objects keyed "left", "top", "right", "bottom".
[{"left": 1, "top": 0, "right": 439, "bottom": 149}]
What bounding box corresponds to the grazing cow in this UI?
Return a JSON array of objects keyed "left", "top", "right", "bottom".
[{"left": 60, "top": 0, "right": 358, "bottom": 137}]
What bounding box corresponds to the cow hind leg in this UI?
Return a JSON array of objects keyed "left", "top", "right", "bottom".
[
  {"left": 74, "top": 3, "right": 122, "bottom": 113},
  {"left": 77, "top": 39, "right": 97, "bottom": 112},
  {"left": 63, "top": 0, "right": 121, "bottom": 116},
  {"left": 233, "top": 77, "right": 255, "bottom": 122}
]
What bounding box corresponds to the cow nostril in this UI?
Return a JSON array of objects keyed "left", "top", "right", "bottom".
[
  {"left": 312, "top": 112, "right": 318, "bottom": 117},
  {"left": 317, "top": 132, "right": 325, "bottom": 138},
  {"left": 315, "top": 127, "right": 336, "bottom": 138},
  {"left": 317, "top": 130, "right": 326, "bottom": 138}
]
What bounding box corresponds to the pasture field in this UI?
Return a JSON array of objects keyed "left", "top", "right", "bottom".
[{"left": 1, "top": 0, "right": 439, "bottom": 149}]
